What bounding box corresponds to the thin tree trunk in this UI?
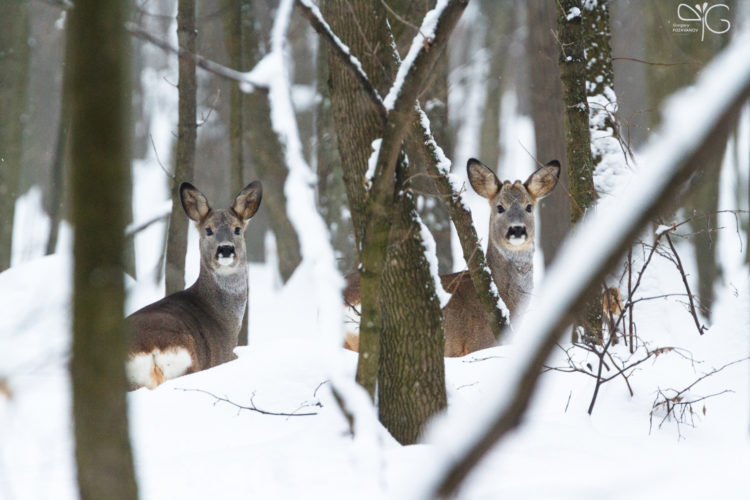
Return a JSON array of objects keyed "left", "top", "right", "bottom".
[
  {"left": 66, "top": 0, "right": 139, "bottom": 498},
  {"left": 221, "top": 0, "right": 249, "bottom": 346},
  {"left": 240, "top": 0, "right": 268, "bottom": 265},
  {"left": 557, "top": 0, "right": 601, "bottom": 343},
  {"left": 0, "top": 0, "right": 31, "bottom": 272},
  {"left": 242, "top": 0, "right": 302, "bottom": 283},
  {"left": 46, "top": 59, "right": 70, "bottom": 256},
  {"left": 527, "top": 0, "right": 570, "bottom": 267},
  {"left": 166, "top": 0, "right": 198, "bottom": 295}
]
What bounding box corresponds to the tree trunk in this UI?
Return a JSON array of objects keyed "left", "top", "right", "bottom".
[
  {"left": 557, "top": 0, "right": 601, "bottom": 343},
  {"left": 325, "top": 0, "right": 449, "bottom": 442},
  {"left": 0, "top": 0, "right": 30, "bottom": 272},
  {"left": 378, "top": 158, "right": 446, "bottom": 445},
  {"left": 242, "top": 0, "right": 302, "bottom": 284},
  {"left": 385, "top": 0, "right": 453, "bottom": 274},
  {"left": 316, "top": 25, "right": 355, "bottom": 274},
  {"left": 66, "top": 0, "right": 139, "bottom": 498},
  {"left": 527, "top": 0, "right": 570, "bottom": 267},
  {"left": 221, "top": 0, "right": 250, "bottom": 346},
  {"left": 46, "top": 49, "right": 71, "bottom": 256},
  {"left": 166, "top": 0, "right": 198, "bottom": 295}
]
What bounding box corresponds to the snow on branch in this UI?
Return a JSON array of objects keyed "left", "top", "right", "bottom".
[
  {"left": 402, "top": 29, "right": 750, "bottom": 500},
  {"left": 125, "top": 22, "right": 267, "bottom": 91},
  {"left": 294, "top": 0, "right": 386, "bottom": 123},
  {"left": 242, "top": 0, "right": 384, "bottom": 490}
]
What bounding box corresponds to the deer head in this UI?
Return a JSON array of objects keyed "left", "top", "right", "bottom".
[
  {"left": 467, "top": 158, "right": 560, "bottom": 253},
  {"left": 180, "top": 181, "right": 263, "bottom": 276}
]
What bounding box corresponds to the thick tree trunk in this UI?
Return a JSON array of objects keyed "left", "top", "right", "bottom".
[
  {"left": 242, "top": 0, "right": 302, "bottom": 283},
  {"left": 166, "top": 0, "right": 198, "bottom": 295},
  {"left": 324, "top": 1, "right": 449, "bottom": 435},
  {"left": 66, "top": 1, "right": 139, "bottom": 499},
  {"left": 378, "top": 159, "right": 447, "bottom": 445},
  {"left": 527, "top": 0, "right": 570, "bottom": 267},
  {"left": 557, "top": 0, "right": 601, "bottom": 343},
  {"left": 0, "top": 0, "right": 30, "bottom": 272}
]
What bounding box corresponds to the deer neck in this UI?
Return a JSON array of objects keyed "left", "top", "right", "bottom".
[
  {"left": 486, "top": 241, "right": 533, "bottom": 317},
  {"left": 192, "top": 261, "right": 248, "bottom": 333}
]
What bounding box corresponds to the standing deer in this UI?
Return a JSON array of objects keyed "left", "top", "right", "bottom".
[
  {"left": 343, "top": 158, "right": 560, "bottom": 357},
  {"left": 126, "top": 181, "right": 263, "bottom": 390}
]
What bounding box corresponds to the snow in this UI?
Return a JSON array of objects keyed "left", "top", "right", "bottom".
[
  {"left": 365, "top": 138, "right": 382, "bottom": 185},
  {"left": 418, "top": 220, "right": 452, "bottom": 308},
  {"left": 3, "top": 6, "right": 750, "bottom": 500},
  {"left": 383, "top": 0, "right": 450, "bottom": 111},
  {"left": 405, "top": 27, "right": 750, "bottom": 500},
  {"left": 567, "top": 7, "right": 582, "bottom": 20}
]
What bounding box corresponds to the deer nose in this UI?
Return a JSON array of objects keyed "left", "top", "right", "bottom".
[
  {"left": 506, "top": 226, "right": 527, "bottom": 239},
  {"left": 216, "top": 245, "right": 236, "bottom": 259}
]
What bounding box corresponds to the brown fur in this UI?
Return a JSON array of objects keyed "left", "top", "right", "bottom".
[
  {"left": 343, "top": 159, "right": 560, "bottom": 358},
  {"left": 127, "top": 181, "right": 262, "bottom": 390}
]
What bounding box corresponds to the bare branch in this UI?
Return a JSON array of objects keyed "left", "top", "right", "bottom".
[{"left": 176, "top": 388, "right": 319, "bottom": 417}]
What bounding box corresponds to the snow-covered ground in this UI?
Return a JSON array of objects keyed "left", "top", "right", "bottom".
[{"left": 2, "top": 6, "right": 749, "bottom": 497}]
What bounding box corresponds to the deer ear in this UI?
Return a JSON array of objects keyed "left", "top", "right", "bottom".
[
  {"left": 467, "top": 158, "right": 500, "bottom": 199},
  {"left": 180, "top": 183, "right": 211, "bottom": 222},
  {"left": 231, "top": 180, "right": 263, "bottom": 221},
  {"left": 525, "top": 160, "right": 560, "bottom": 200}
]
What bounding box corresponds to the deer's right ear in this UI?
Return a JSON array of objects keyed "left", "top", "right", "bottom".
[
  {"left": 467, "top": 158, "right": 500, "bottom": 199},
  {"left": 180, "top": 183, "right": 211, "bottom": 222},
  {"left": 231, "top": 180, "right": 263, "bottom": 221}
]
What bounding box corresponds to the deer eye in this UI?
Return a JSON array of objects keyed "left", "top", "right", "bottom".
[
  {"left": 234, "top": 227, "right": 241, "bottom": 235},
  {"left": 205, "top": 228, "right": 213, "bottom": 236},
  {"left": 526, "top": 204, "right": 533, "bottom": 213},
  {"left": 497, "top": 205, "right": 505, "bottom": 214}
]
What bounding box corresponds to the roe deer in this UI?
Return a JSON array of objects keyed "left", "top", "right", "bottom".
[
  {"left": 343, "top": 158, "right": 560, "bottom": 357},
  {"left": 126, "top": 181, "right": 263, "bottom": 390}
]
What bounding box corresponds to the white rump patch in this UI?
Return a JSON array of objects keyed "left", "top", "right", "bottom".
[
  {"left": 508, "top": 235, "right": 527, "bottom": 246},
  {"left": 127, "top": 348, "right": 193, "bottom": 390}
]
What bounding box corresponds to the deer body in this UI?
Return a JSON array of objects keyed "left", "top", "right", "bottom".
[
  {"left": 126, "top": 182, "right": 262, "bottom": 390},
  {"left": 344, "top": 159, "right": 559, "bottom": 357}
]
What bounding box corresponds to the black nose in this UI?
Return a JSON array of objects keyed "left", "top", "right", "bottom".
[
  {"left": 506, "top": 226, "right": 527, "bottom": 238},
  {"left": 216, "top": 245, "right": 235, "bottom": 258}
]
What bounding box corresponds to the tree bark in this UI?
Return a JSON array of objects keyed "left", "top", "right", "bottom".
[
  {"left": 166, "top": 0, "right": 198, "bottom": 295},
  {"left": 0, "top": 0, "right": 30, "bottom": 272},
  {"left": 242, "top": 0, "right": 302, "bottom": 283},
  {"left": 316, "top": 24, "right": 355, "bottom": 274},
  {"left": 66, "top": 0, "right": 139, "bottom": 498},
  {"left": 557, "top": 0, "right": 601, "bottom": 343},
  {"left": 221, "top": 0, "right": 250, "bottom": 346},
  {"left": 378, "top": 157, "right": 447, "bottom": 444},
  {"left": 527, "top": 0, "right": 570, "bottom": 267}
]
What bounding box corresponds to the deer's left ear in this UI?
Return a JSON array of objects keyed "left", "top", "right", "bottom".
[
  {"left": 524, "top": 160, "right": 560, "bottom": 200},
  {"left": 231, "top": 180, "right": 263, "bottom": 221}
]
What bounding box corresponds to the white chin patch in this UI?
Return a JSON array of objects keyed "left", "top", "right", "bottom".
[
  {"left": 217, "top": 256, "right": 235, "bottom": 266},
  {"left": 508, "top": 236, "right": 527, "bottom": 246}
]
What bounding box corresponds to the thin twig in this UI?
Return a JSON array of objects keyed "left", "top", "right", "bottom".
[
  {"left": 664, "top": 232, "right": 706, "bottom": 335},
  {"left": 176, "top": 388, "right": 318, "bottom": 417}
]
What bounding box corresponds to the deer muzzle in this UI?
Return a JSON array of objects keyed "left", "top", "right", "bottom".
[
  {"left": 506, "top": 226, "right": 527, "bottom": 246},
  {"left": 216, "top": 245, "right": 236, "bottom": 266}
]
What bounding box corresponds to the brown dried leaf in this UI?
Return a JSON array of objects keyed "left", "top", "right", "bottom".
[{"left": 703, "top": 404, "right": 706, "bottom": 416}]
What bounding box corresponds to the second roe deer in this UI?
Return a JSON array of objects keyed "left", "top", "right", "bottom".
[
  {"left": 126, "top": 181, "right": 263, "bottom": 390},
  {"left": 343, "top": 158, "right": 560, "bottom": 357}
]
